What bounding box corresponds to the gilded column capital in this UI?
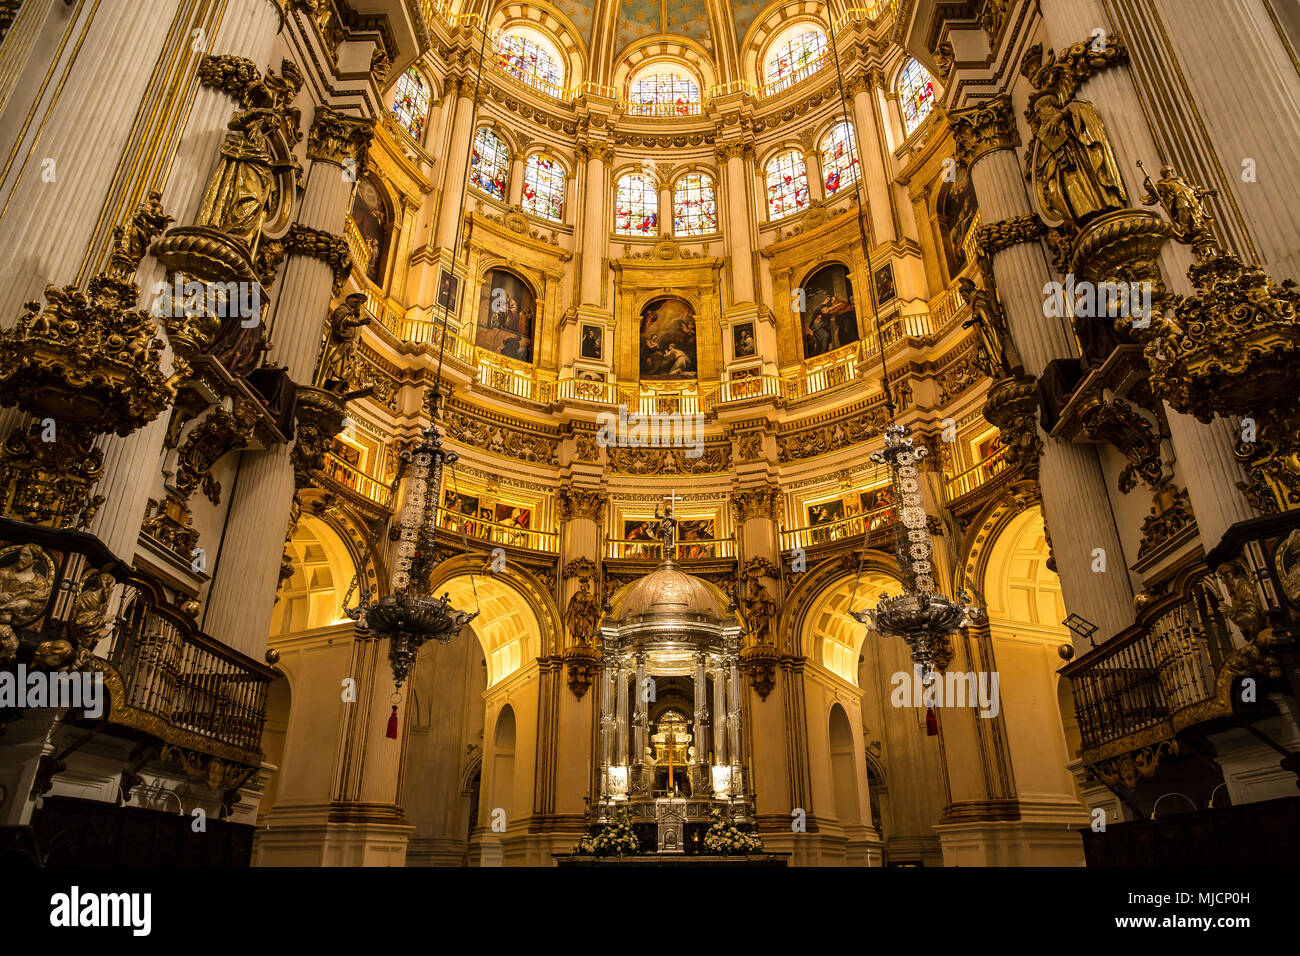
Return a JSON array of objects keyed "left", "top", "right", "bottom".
[
  {"left": 842, "top": 70, "right": 872, "bottom": 98},
  {"left": 197, "top": 54, "right": 262, "bottom": 101},
  {"left": 947, "top": 94, "right": 1020, "bottom": 168},
  {"left": 576, "top": 141, "right": 614, "bottom": 167},
  {"left": 284, "top": 222, "right": 351, "bottom": 294},
  {"left": 307, "top": 105, "right": 375, "bottom": 173},
  {"left": 730, "top": 487, "right": 780, "bottom": 522},
  {"left": 713, "top": 140, "right": 752, "bottom": 164},
  {"left": 557, "top": 487, "right": 607, "bottom": 522}
]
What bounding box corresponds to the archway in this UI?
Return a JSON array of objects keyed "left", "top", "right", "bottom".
[
  {"left": 436, "top": 573, "right": 544, "bottom": 686},
  {"left": 829, "top": 703, "right": 862, "bottom": 827},
  {"left": 489, "top": 704, "right": 517, "bottom": 823},
  {"left": 271, "top": 515, "right": 357, "bottom": 634}
]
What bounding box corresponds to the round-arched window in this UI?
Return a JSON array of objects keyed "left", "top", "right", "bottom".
[
  {"left": 898, "top": 58, "right": 937, "bottom": 135},
  {"left": 628, "top": 69, "right": 702, "bottom": 117},
  {"left": 497, "top": 29, "right": 564, "bottom": 97},
  {"left": 764, "top": 26, "right": 828, "bottom": 94},
  {"left": 391, "top": 67, "right": 430, "bottom": 140},
  {"left": 765, "top": 149, "right": 810, "bottom": 220},
  {"left": 470, "top": 128, "right": 509, "bottom": 200}
]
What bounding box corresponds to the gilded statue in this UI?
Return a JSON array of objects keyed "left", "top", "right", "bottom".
[
  {"left": 958, "top": 277, "right": 1023, "bottom": 378},
  {"left": 564, "top": 578, "right": 601, "bottom": 645},
  {"left": 318, "top": 292, "right": 370, "bottom": 390},
  {"left": 109, "top": 190, "right": 173, "bottom": 276},
  {"left": 67, "top": 571, "right": 116, "bottom": 661},
  {"left": 197, "top": 108, "right": 283, "bottom": 250},
  {"left": 0, "top": 544, "right": 55, "bottom": 663},
  {"left": 1216, "top": 560, "right": 1262, "bottom": 639},
  {"left": 653, "top": 501, "right": 678, "bottom": 559},
  {"left": 740, "top": 575, "right": 777, "bottom": 645},
  {"left": 1026, "top": 89, "right": 1127, "bottom": 228},
  {"left": 1139, "top": 161, "right": 1218, "bottom": 247}
]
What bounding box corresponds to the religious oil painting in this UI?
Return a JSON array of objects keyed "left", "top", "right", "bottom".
[
  {"left": 874, "top": 262, "right": 896, "bottom": 305},
  {"left": 733, "top": 321, "right": 756, "bottom": 358},
  {"left": 798, "top": 264, "right": 860, "bottom": 359},
  {"left": 639, "top": 296, "right": 698, "bottom": 380},
  {"left": 477, "top": 269, "right": 537, "bottom": 363},
  {"left": 350, "top": 175, "right": 390, "bottom": 286},
  {"left": 580, "top": 324, "right": 603, "bottom": 360}
]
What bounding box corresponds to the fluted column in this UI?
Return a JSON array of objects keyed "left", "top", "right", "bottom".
[
  {"left": 727, "top": 657, "right": 742, "bottom": 779},
  {"left": 1021, "top": 14, "right": 1264, "bottom": 549},
  {"left": 204, "top": 105, "right": 374, "bottom": 658},
  {"left": 722, "top": 145, "right": 756, "bottom": 304},
  {"left": 950, "top": 97, "right": 1135, "bottom": 639},
  {"left": 507, "top": 153, "right": 525, "bottom": 206},
  {"left": 693, "top": 654, "right": 707, "bottom": 771},
  {"left": 633, "top": 653, "right": 647, "bottom": 765},
  {"left": 578, "top": 143, "right": 609, "bottom": 306},
  {"left": 712, "top": 665, "right": 726, "bottom": 765},
  {"left": 434, "top": 78, "right": 476, "bottom": 251},
  {"left": 848, "top": 73, "right": 896, "bottom": 244},
  {"left": 599, "top": 658, "right": 613, "bottom": 786},
  {"left": 657, "top": 178, "right": 672, "bottom": 238},
  {"left": 803, "top": 144, "right": 825, "bottom": 203},
  {"left": 84, "top": 0, "right": 286, "bottom": 561},
  {"left": 615, "top": 657, "right": 628, "bottom": 766}
]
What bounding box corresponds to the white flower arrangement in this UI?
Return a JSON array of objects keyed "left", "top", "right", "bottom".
[{"left": 702, "top": 808, "right": 763, "bottom": 855}]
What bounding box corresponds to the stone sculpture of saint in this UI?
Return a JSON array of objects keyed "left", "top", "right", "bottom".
[
  {"left": 198, "top": 108, "right": 280, "bottom": 250},
  {"left": 0, "top": 545, "right": 54, "bottom": 663},
  {"left": 1028, "top": 91, "right": 1127, "bottom": 229},
  {"left": 741, "top": 576, "right": 777, "bottom": 645},
  {"left": 564, "top": 578, "right": 600, "bottom": 645},
  {"left": 318, "top": 292, "right": 371, "bottom": 391},
  {"left": 958, "top": 277, "right": 1023, "bottom": 379}
]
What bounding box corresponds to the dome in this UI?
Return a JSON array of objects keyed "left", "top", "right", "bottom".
[{"left": 612, "top": 562, "right": 728, "bottom": 626}]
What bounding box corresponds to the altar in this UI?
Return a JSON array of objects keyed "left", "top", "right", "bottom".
[{"left": 580, "top": 498, "right": 759, "bottom": 854}]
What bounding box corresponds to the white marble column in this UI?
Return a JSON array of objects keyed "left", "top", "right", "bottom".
[
  {"left": 849, "top": 78, "right": 897, "bottom": 244},
  {"left": 433, "top": 79, "right": 475, "bottom": 251},
  {"left": 578, "top": 144, "right": 608, "bottom": 307},
  {"left": 615, "top": 658, "right": 629, "bottom": 766},
  {"left": 712, "top": 665, "right": 726, "bottom": 765},
  {"left": 961, "top": 132, "right": 1136, "bottom": 639},
  {"left": 693, "top": 654, "right": 708, "bottom": 771},
  {"left": 507, "top": 153, "right": 525, "bottom": 207},
  {"left": 803, "top": 146, "right": 825, "bottom": 203},
  {"left": 723, "top": 148, "right": 756, "bottom": 304},
  {"left": 727, "top": 658, "right": 742, "bottom": 776},
  {"left": 86, "top": 0, "right": 284, "bottom": 561},
  {"left": 658, "top": 180, "right": 673, "bottom": 238},
  {"left": 599, "top": 658, "right": 613, "bottom": 782},
  {"left": 633, "top": 653, "right": 647, "bottom": 763},
  {"left": 204, "top": 106, "right": 373, "bottom": 658}
]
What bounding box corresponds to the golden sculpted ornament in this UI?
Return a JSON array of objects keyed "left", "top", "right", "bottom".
[
  {"left": 1020, "top": 42, "right": 1129, "bottom": 229},
  {"left": 197, "top": 108, "right": 285, "bottom": 253},
  {"left": 1138, "top": 161, "right": 1218, "bottom": 248}
]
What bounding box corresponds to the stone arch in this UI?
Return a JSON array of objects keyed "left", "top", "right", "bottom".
[
  {"left": 612, "top": 37, "right": 719, "bottom": 94},
  {"left": 739, "top": 1, "right": 830, "bottom": 92},
  {"left": 272, "top": 513, "right": 359, "bottom": 635},
  {"left": 428, "top": 553, "right": 560, "bottom": 683},
  {"left": 778, "top": 550, "right": 901, "bottom": 661}
]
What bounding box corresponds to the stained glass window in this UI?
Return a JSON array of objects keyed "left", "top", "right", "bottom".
[
  {"left": 497, "top": 32, "right": 564, "bottom": 97},
  {"left": 766, "top": 150, "right": 810, "bottom": 220},
  {"left": 470, "top": 128, "right": 509, "bottom": 200},
  {"left": 673, "top": 173, "right": 717, "bottom": 236},
  {"left": 764, "top": 29, "right": 827, "bottom": 94},
  {"left": 899, "top": 58, "right": 937, "bottom": 136},
  {"left": 820, "top": 122, "right": 860, "bottom": 196},
  {"left": 615, "top": 174, "right": 659, "bottom": 235},
  {"left": 628, "top": 72, "right": 702, "bottom": 117},
  {"left": 522, "top": 154, "right": 565, "bottom": 222},
  {"left": 391, "top": 68, "right": 430, "bottom": 140}
]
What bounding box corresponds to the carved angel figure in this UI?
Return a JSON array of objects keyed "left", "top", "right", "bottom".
[{"left": 1140, "top": 162, "right": 1217, "bottom": 247}]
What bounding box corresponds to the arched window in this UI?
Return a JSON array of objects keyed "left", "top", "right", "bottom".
[
  {"left": 391, "top": 68, "right": 430, "bottom": 140},
  {"left": 820, "top": 122, "right": 860, "bottom": 196},
  {"left": 764, "top": 27, "right": 827, "bottom": 94},
  {"left": 898, "top": 58, "right": 937, "bottom": 136},
  {"left": 497, "top": 30, "right": 564, "bottom": 97},
  {"left": 470, "top": 128, "right": 509, "bottom": 200},
  {"left": 522, "top": 154, "right": 565, "bottom": 222},
  {"left": 673, "top": 173, "right": 717, "bottom": 236},
  {"left": 615, "top": 173, "right": 658, "bottom": 235},
  {"left": 765, "top": 150, "right": 810, "bottom": 220},
  {"left": 628, "top": 71, "right": 702, "bottom": 117}
]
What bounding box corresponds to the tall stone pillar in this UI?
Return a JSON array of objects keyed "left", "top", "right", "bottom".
[
  {"left": 721, "top": 144, "right": 756, "bottom": 305},
  {"left": 712, "top": 666, "right": 726, "bottom": 765},
  {"left": 949, "top": 97, "right": 1135, "bottom": 639},
  {"left": 433, "top": 77, "right": 476, "bottom": 252},
  {"left": 507, "top": 153, "right": 525, "bottom": 206},
  {"left": 615, "top": 658, "right": 629, "bottom": 766},
  {"left": 802, "top": 143, "right": 825, "bottom": 204},
  {"left": 847, "top": 71, "right": 896, "bottom": 244},
  {"left": 204, "top": 105, "right": 374, "bottom": 658},
  {"left": 633, "top": 653, "right": 647, "bottom": 766},
  {"left": 1018, "top": 18, "right": 1263, "bottom": 550},
  {"left": 694, "top": 653, "right": 708, "bottom": 773},
  {"left": 88, "top": 7, "right": 288, "bottom": 561},
  {"left": 577, "top": 142, "right": 610, "bottom": 307}
]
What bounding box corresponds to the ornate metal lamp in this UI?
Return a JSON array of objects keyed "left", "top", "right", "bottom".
[
  {"left": 344, "top": 403, "right": 477, "bottom": 712},
  {"left": 819, "top": 14, "right": 982, "bottom": 688}
]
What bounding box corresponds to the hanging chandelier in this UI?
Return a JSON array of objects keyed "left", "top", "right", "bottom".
[
  {"left": 815, "top": 13, "right": 981, "bottom": 683},
  {"left": 345, "top": 411, "right": 477, "bottom": 692},
  {"left": 851, "top": 423, "right": 979, "bottom": 682}
]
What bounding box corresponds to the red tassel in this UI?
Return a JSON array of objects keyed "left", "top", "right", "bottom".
[
  {"left": 925, "top": 707, "right": 939, "bottom": 737},
  {"left": 386, "top": 704, "right": 399, "bottom": 739}
]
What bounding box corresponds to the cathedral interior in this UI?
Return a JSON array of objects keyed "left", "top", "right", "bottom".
[{"left": 0, "top": 0, "right": 1299, "bottom": 870}]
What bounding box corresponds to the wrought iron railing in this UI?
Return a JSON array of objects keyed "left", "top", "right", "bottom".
[
  {"left": 606, "top": 538, "right": 735, "bottom": 560},
  {"left": 1061, "top": 580, "right": 1235, "bottom": 756},
  {"left": 106, "top": 580, "right": 275, "bottom": 758}
]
